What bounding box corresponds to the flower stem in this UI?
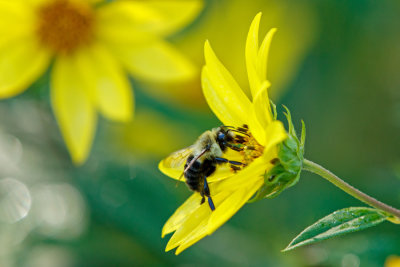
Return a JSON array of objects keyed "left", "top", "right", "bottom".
[{"left": 303, "top": 158, "right": 400, "bottom": 223}]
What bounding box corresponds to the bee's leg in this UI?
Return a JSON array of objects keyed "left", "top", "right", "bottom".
[
  {"left": 203, "top": 176, "right": 215, "bottom": 211},
  {"left": 200, "top": 190, "right": 206, "bottom": 204},
  {"left": 237, "top": 125, "right": 249, "bottom": 134},
  {"left": 225, "top": 142, "right": 245, "bottom": 151},
  {"left": 216, "top": 157, "right": 246, "bottom": 173},
  {"left": 215, "top": 157, "right": 244, "bottom": 166}
]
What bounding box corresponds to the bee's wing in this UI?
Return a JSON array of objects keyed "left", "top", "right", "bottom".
[{"left": 158, "top": 146, "right": 194, "bottom": 181}]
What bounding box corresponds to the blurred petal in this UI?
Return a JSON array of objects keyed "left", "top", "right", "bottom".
[
  {"left": 24, "top": 0, "right": 101, "bottom": 6},
  {"left": 85, "top": 0, "right": 102, "bottom": 4},
  {"left": 385, "top": 256, "right": 400, "bottom": 267},
  {"left": 0, "top": 1, "right": 36, "bottom": 34},
  {"left": 139, "top": 0, "right": 202, "bottom": 36},
  {"left": 98, "top": 0, "right": 202, "bottom": 38},
  {"left": 202, "top": 41, "right": 251, "bottom": 126},
  {"left": 0, "top": 36, "right": 51, "bottom": 98},
  {"left": 96, "top": 1, "right": 158, "bottom": 45},
  {"left": 22, "top": 0, "right": 48, "bottom": 7},
  {"left": 98, "top": 3, "right": 197, "bottom": 82},
  {"left": 162, "top": 193, "right": 202, "bottom": 238},
  {"left": 109, "top": 40, "right": 196, "bottom": 82},
  {"left": 51, "top": 55, "right": 97, "bottom": 164},
  {"left": 74, "top": 44, "right": 133, "bottom": 121}
]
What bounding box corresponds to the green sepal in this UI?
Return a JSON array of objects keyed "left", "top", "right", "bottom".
[
  {"left": 270, "top": 100, "right": 278, "bottom": 120},
  {"left": 249, "top": 105, "right": 305, "bottom": 202}
]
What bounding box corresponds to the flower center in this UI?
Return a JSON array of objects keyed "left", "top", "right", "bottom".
[
  {"left": 228, "top": 125, "right": 264, "bottom": 171},
  {"left": 36, "top": 0, "right": 94, "bottom": 53},
  {"left": 238, "top": 132, "right": 264, "bottom": 165}
]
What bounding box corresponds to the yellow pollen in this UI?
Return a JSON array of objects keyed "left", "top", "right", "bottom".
[
  {"left": 228, "top": 126, "right": 264, "bottom": 172},
  {"left": 240, "top": 133, "right": 264, "bottom": 165},
  {"left": 36, "top": 0, "right": 94, "bottom": 53}
]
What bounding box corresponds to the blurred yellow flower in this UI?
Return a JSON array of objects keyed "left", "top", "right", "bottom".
[
  {"left": 385, "top": 255, "right": 400, "bottom": 267},
  {"left": 0, "top": 0, "right": 202, "bottom": 164},
  {"left": 160, "top": 13, "right": 287, "bottom": 254}
]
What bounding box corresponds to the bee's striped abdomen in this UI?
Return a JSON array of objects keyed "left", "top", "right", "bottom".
[{"left": 184, "top": 155, "right": 216, "bottom": 192}]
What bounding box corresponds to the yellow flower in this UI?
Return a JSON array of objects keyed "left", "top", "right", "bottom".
[
  {"left": 0, "top": 0, "right": 202, "bottom": 164},
  {"left": 159, "top": 13, "right": 288, "bottom": 254},
  {"left": 385, "top": 255, "right": 400, "bottom": 267}
]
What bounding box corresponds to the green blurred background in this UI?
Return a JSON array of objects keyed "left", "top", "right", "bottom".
[{"left": 0, "top": 0, "right": 399, "bottom": 266}]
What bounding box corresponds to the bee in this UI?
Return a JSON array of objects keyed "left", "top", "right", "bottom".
[{"left": 162, "top": 125, "right": 250, "bottom": 211}]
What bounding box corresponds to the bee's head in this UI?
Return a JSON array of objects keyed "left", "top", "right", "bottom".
[{"left": 214, "top": 126, "right": 235, "bottom": 151}]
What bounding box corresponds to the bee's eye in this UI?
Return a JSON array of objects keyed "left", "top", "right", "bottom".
[{"left": 217, "top": 132, "right": 225, "bottom": 141}]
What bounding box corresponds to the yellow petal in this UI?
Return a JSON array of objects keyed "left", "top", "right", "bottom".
[
  {"left": 253, "top": 82, "right": 272, "bottom": 124},
  {"left": 158, "top": 147, "right": 193, "bottom": 181},
  {"left": 262, "top": 121, "right": 288, "bottom": 156},
  {"left": 208, "top": 179, "right": 263, "bottom": 235},
  {"left": 248, "top": 82, "right": 273, "bottom": 145},
  {"left": 246, "top": 12, "right": 262, "bottom": 97},
  {"left": 257, "top": 28, "right": 277, "bottom": 82},
  {"left": 248, "top": 105, "right": 266, "bottom": 146},
  {"left": 245, "top": 13, "right": 276, "bottom": 98},
  {"left": 107, "top": 40, "right": 196, "bottom": 82},
  {"left": 175, "top": 219, "right": 209, "bottom": 255},
  {"left": 168, "top": 190, "right": 230, "bottom": 254},
  {"left": 51, "top": 55, "right": 97, "bottom": 164},
  {"left": 0, "top": 35, "right": 51, "bottom": 98},
  {"left": 202, "top": 41, "right": 251, "bottom": 127},
  {"left": 162, "top": 193, "right": 202, "bottom": 238},
  {"left": 165, "top": 202, "right": 210, "bottom": 252},
  {"left": 74, "top": 44, "right": 133, "bottom": 121},
  {"left": 212, "top": 156, "right": 265, "bottom": 194}
]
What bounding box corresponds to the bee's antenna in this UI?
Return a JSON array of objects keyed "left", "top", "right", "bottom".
[
  {"left": 229, "top": 129, "right": 250, "bottom": 136},
  {"left": 221, "top": 125, "right": 250, "bottom": 136}
]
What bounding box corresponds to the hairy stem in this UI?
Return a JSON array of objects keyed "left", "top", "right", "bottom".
[{"left": 303, "top": 159, "right": 400, "bottom": 223}]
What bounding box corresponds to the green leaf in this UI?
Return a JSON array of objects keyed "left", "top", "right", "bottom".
[{"left": 283, "top": 207, "right": 389, "bottom": 252}]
